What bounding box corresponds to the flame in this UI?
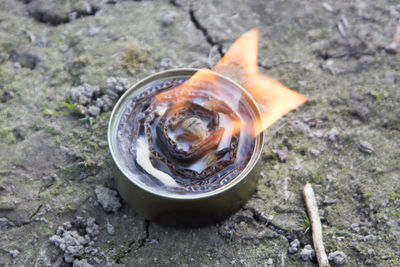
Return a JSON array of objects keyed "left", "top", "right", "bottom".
[
  {"left": 154, "top": 28, "right": 307, "bottom": 137},
  {"left": 213, "top": 28, "right": 307, "bottom": 135}
]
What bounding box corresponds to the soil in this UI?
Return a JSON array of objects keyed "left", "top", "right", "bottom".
[{"left": 0, "top": 0, "right": 399, "bottom": 266}]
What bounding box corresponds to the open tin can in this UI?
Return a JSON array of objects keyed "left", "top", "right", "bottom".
[{"left": 108, "top": 68, "right": 264, "bottom": 227}]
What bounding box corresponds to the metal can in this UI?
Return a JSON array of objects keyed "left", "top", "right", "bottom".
[{"left": 108, "top": 68, "right": 264, "bottom": 227}]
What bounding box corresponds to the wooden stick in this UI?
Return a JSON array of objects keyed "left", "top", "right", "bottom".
[{"left": 303, "top": 183, "right": 330, "bottom": 267}]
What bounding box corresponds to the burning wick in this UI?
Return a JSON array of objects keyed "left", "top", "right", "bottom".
[{"left": 119, "top": 28, "right": 307, "bottom": 192}]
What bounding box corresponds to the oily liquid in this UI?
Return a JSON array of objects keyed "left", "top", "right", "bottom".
[{"left": 117, "top": 77, "right": 256, "bottom": 195}]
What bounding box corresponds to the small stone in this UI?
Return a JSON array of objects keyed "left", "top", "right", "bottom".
[
  {"left": 0, "top": 217, "right": 9, "bottom": 229},
  {"left": 367, "top": 249, "right": 375, "bottom": 256},
  {"left": 351, "top": 105, "right": 370, "bottom": 121},
  {"left": 88, "top": 105, "right": 100, "bottom": 117},
  {"left": 288, "top": 239, "right": 300, "bottom": 254},
  {"left": 107, "top": 77, "right": 129, "bottom": 94},
  {"left": 1, "top": 91, "right": 14, "bottom": 103},
  {"left": 88, "top": 27, "right": 100, "bottom": 37},
  {"left": 266, "top": 258, "right": 273, "bottom": 266},
  {"left": 70, "top": 84, "right": 100, "bottom": 104},
  {"left": 327, "top": 128, "right": 339, "bottom": 141},
  {"left": 273, "top": 146, "right": 289, "bottom": 162},
  {"left": 359, "top": 141, "right": 373, "bottom": 154},
  {"left": 94, "top": 185, "right": 121, "bottom": 213},
  {"left": 300, "top": 244, "right": 315, "bottom": 261},
  {"left": 73, "top": 259, "right": 93, "bottom": 267},
  {"left": 9, "top": 249, "right": 19, "bottom": 258},
  {"left": 106, "top": 222, "right": 115, "bottom": 235},
  {"left": 386, "top": 72, "right": 396, "bottom": 83},
  {"left": 363, "top": 234, "right": 377, "bottom": 241},
  {"left": 105, "top": 88, "right": 119, "bottom": 100},
  {"left": 385, "top": 42, "right": 398, "bottom": 54},
  {"left": 95, "top": 95, "right": 113, "bottom": 112},
  {"left": 328, "top": 251, "right": 347, "bottom": 265},
  {"left": 309, "top": 148, "right": 321, "bottom": 158},
  {"left": 290, "top": 239, "right": 300, "bottom": 248},
  {"left": 161, "top": 11, "right": 177, "bottom": 26}
]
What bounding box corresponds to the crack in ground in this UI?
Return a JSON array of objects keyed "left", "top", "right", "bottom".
[
  {"left": 246, "top": 207, "right": 301, "bottom": 242},
  {"left": 116, "top": 220, "right": 150, "bottom": 263},
  {"left": 315, "top": 49, "right": 380, "bottom": 60},
  {"left": 29, "top": 204, "right": 43, "bottom": 220},
  {"left": 189, "top": 8, "right": 224, "bottom": 57},
  {"left": 258, "top": 61, "right": 301, "bottom": 70}
]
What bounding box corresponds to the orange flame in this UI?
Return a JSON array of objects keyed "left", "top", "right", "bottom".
[
  {"left": 213, "top": 28, "right": 307, "bottom": 135},
  {"left": 154, "top": 28, "right": 307, "bottom": 137}
]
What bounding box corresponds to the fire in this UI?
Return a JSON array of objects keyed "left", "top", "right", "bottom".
[
  {"left": 155, "top": 28, "right": 307, "bottom": 137},
  {"left": 213, "top": 28, "right": 307, "bottom": 135}
]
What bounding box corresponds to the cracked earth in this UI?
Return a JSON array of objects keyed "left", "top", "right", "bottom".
[{"left": 1, "top": 0, "right": 400, "bottom": 266}]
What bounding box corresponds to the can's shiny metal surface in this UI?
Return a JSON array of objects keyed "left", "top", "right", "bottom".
[{"left": 108, "top": 69, "right": 264, "bottom": 227}]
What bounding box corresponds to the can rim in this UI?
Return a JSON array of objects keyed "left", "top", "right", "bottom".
[{"left": 108, "top": 68, "right": 264, "bottom": 200}]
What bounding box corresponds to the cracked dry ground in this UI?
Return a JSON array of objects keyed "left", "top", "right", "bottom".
[{"left": 0, "top": 0, "right": 399, "bottom": 266}]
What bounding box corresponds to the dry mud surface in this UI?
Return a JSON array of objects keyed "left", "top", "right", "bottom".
[{"left": 0, "top": 0, "right": 400, "bottom": 266}]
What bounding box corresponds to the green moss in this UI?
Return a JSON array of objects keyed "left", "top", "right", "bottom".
[
  {"left": 61, "top": 165, "right": 82, "bottom": 178},
  {"left": 309, "top": 169, "right": 323, "bottom": 184},
  {"left": 45, "top": 126, "right": 58, "bottom": 136},
  {"left": 0, "top": 128, "right": 16, "bottom": 145},
  {"left": 122, "top": 44, "right": 150, "bottom": 74}
]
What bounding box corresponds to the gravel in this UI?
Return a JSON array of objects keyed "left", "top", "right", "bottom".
[
  {"left": 8, "top": 249, "right": 19, "bottom": 258},
  {"left": 73, "top": 259, "right": 93, "bottom": 267},
  {"left": 70, "top": 84, "right": 100, "bottom": 105},
  {"left": 309, "top": 148, "right": 321, "bottom": 158},
  {"left": 94, "top": 185, "right": 121, "bottom": 213},
  {"left": 300, "top": 244, "right": 316, "bottom": 261},
  {"left": 288, "top": 239, "right": 300, "bottom": 254},
  {"left": 49, "top": 216, "right": 99, "bottom": 264},
  {"left": 273, "top": 146, "right": 289, "bottom": 162},
  {"left": 359, "top": 141, "right": 374, "bottom": 154},
  {"left": 106, "top": 77, "right": 130, "bottom": 94},
  {"left": 327, "top": 128, "right": 339, "bottom": 141},
  {"left": 328, "top": 251, "right": 347, "bottom": 265}
]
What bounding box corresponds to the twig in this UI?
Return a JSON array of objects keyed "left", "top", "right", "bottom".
[{"left": 303, "top": 183, "right": 330, "bottom": 267}]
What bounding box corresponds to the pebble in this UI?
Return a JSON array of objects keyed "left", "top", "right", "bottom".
[
  {"left": 386, "top": 72, "right": 396, "bottom": 83},
  {"left": 88, "top": 105, "right": 100, "bottom": 117},
  {"left": 50, "top": 217, "right": 99, "bottom": 264},
  {"left": 385, "top": 42, "right": 398, "bottom": 54},
  {"left": 273, "top": 146, "right": 289, "bottom": 162},
  {"left": 0, "top": 217, "right": 9, "bottom": 229},
  {"left": 288, "top": 239, "right": 300, "bottom": 254},
  {"left": 266, "top": 258, "right": 273, "bottom": 266},
  {"left": 367, "top": 249, "right": 375, "bottom": 256},
  {"left": 73, "top": 259, "right": 93, "bottom": 267},
  {"left": 1, "top": 91, "right": 14, "bottom": 103},
  {"left": 95, "top": 95, "right": 114, "bottom": 112},
  {"left": 88, "top": 27, "right": 100, "bottom": 37},
  {"left": 359, "top": 141, "right": 373, "bottom": 154},
  {"left": 328, "top": 251, "right": 347, "bottom": 265},
  {"left": 94, "top": 185, "right": 121, "bottom": 213},
  {"left": 350, "top": 222, "right": 360, "bottom": 233},
  {"left": 161, "top": 11, "right": 177, "bottom": 26},
  {"left": 9, "top": 249, "right": 20, "bottom": 258},
  {"left": 327, "top": 128, "right": 339, "bottom": 141},
  {"left": 70, "top": 83, "right": 100, "bottom": 105},
  {"left": 106, "top": 221, "right": 115, "bottom": 235},
  {"left": 309, "top": 148, "right": 321, "bottom": 158},
  {"left": 106, "top": 77, "right": 130, "bottom": 94},
  {"left": 351, "top": 105, "right": 371, "bottom": 121},
  {"left": 363, "top": 234, "right": 377, "bottom": 241},
  {"left": 300, "top": 244, "right": 315, "bottom": 261}
]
